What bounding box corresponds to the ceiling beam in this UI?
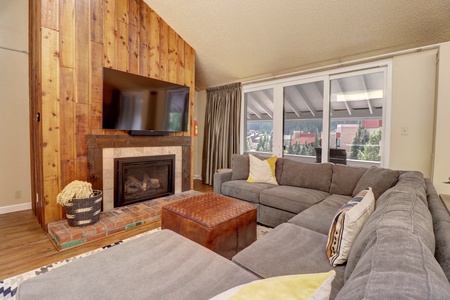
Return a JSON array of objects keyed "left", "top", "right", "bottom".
[
  {"left": 285, "top": 92, "right": 301, "bottom": 118},
  {"left": 360, "top": 75, "right": 374, "bottom": 115},
  {"left": 247, "top": 102, "right": 262, "bottom": 119},
  {"left": 333, "top": 79, "right": 352, "bottom": 116},
  {"left": 294, "top": 85, "right": 317, "bottom": 117},
  {"left": 251, "top": 92, "right": 273, "bottom": 118}
]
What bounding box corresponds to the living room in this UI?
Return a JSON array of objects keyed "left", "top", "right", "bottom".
[{"left": 2, "top": 0, "right": 450, "bottom": 299}]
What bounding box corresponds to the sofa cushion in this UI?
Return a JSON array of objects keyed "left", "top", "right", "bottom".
[
  {"left": 344, "top": 185, "right": 435, "bottom": 281},
  {"left": 232, "top": 223, "right": 345, "bottom": 300},
  {"left": 289, "top": 194, "right": 351, "bottom": 235},
  {"left": 336, "top": 229, "right": 450, "bottom": 300},
  {"left": 326, "top": 188, "right": 375, "bottom": 267},
  {"left": 211, "top": 271, "right": 336, "bottom": 300},
  {"left": 221, "top": 180, "right": 276, "bottom": 204},
  {"left": 259, "top": 205, "right": 296, "bottom": 228},
  {"left": 247, "top": 154, "right": 278, "bottom": 185},
  {"left": 352, "top": 166, "right": 399, "bottom": 199},
  {"left": 17, "top": 230, "right": 259, "bottom": 300},
  {"left": 231, "top": 154, "right": 249, "bottom": 180},
  {"left": 279, "top": 160, "right": 333, "bottom": 193},
  {"left": 329, "top": 165, "right": 367, "bottom": 196},
  {"left": 260, "top": 186, "right": 329, "bottom": 214}
]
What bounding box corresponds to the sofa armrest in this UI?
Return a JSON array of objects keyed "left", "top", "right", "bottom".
[{"left": 214, "top": 169, "right": 233, "bottom": 194}]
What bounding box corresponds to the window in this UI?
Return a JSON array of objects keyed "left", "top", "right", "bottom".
[
  {"left": 242, "top": 60, "right": 391, "bottom": 167},
  {"left": 244, "top": 88, "right": 274, "bottom": 153},
  {"left": 284, "top": 81, "right": 324, "bottom": 157},
  {"left": 329, "top": 70, "right": 385, "bottom": 163}
]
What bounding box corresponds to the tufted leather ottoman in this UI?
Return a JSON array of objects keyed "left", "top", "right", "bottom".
[{"left": 161, "top": 194, "right": 257, "bottom": 259}]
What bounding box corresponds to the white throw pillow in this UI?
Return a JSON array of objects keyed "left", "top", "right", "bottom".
[
  {"left": 246, "top": 154, "right": 278, "bottom": 185},
  {"left": 326, "top": 188, "right": 375, "bottom": 267},
  {"left": 209, "top": 271, "right": 336, "bottom": 300}
]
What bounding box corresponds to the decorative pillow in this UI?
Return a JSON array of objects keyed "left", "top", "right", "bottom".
[
  {"left": 247, "top": 154, "right": 278, "bottom": 185},
  {"left": 352, "top": 166, "right": 399, "bottom": 199},
  {"left": 326, "top": 188, "right": 375, "bottom": 267},
  {"left": 209, "top": 271, "right": 336, "bottom": 300},
  {"left": 231, "top": 154, "right": 250, "bottom": 180}
]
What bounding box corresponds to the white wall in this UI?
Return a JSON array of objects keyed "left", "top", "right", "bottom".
[
  {"left": 0, "top": 0, "right": 31, "bottom": 213},
  {"left": 193, "top": 90, "right": 207, "bottom": 179},
  {"left": 433, "top": 42, "right": 450, "bottom": 196},
  {"left": 389, "top": 49, "right": 438, "bottom": 177}
]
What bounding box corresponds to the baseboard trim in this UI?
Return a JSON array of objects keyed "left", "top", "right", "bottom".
[
  {"left": 0, "top": 202, "right": 32, "bottom": 214},
  {"left": 193, "top": 175, "right": 202, "bottom": 180}
]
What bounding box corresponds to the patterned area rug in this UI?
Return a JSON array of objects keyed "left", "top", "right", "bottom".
[{"left": 0, "top": 225, "right": 272, "bottom": 299}]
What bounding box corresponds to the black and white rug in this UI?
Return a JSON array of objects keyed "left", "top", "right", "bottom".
[{"left": 0, "top": 225, "right": 271, "bottom": 299}]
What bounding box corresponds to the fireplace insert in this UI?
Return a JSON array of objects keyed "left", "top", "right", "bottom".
[{"left": 114, "top": 155, "right": 175, "bottom": 207}]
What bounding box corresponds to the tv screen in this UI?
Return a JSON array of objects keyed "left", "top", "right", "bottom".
[{"left": 102, "top": 68, "right": 190, "bottom": 134}]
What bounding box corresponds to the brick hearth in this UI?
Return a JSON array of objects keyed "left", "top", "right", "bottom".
[{"left": 47, "top": 191, "right": 202, "bottom": 250}]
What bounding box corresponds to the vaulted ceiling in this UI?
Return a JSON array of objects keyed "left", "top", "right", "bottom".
[{"left": 144, "top": 1, "right": 450, "bottom": 90}]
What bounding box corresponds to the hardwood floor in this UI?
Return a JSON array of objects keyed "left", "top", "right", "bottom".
[{"left": 0, "top": 179, "right": 213, "bottom": 280}]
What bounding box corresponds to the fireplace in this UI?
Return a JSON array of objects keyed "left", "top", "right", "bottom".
[{"left": 114, "top": 155, "right": 175, "bottom": 207}]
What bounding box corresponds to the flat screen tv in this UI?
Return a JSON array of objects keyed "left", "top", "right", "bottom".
[{"left": 102, "top": 68, "right": 190, "bottom": 135}]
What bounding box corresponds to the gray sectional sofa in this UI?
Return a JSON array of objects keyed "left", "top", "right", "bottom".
[
  {"left": 215, "top": 154, "right": 450, "bottom": 298},
  {"left": 17, "top": 155, "right": 450, "bottom": 299}
]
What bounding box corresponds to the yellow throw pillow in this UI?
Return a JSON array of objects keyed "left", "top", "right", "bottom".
[
  {"left": 209, "top": 271, "right": 336, "bottom": 300},
  {"left": 247, "top": 154, "right": 278, "bottom": 185}
]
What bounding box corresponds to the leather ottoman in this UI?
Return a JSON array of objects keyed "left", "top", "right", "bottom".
[{"left": 161, "top": 194, "right": 257, "bottom": 259}]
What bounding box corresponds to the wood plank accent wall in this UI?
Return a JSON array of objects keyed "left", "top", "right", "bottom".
[{"left": 31, "top": 0, "right": 195, "bottom": 227}]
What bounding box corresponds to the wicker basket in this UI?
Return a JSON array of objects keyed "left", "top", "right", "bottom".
[{"left": 65, "top": 190, "right": 102, "bottom": 227}]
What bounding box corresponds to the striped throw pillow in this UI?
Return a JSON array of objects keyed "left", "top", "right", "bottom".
[{"left": 326, "top": 188, "right": 375, "bottom": 267}]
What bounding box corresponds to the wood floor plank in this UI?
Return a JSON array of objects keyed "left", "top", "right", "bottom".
[{"left": 0, "top": 180, "right": 213, "bottom": 280}]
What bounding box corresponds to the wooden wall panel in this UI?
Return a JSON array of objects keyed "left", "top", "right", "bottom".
[
  {"left": 91, "top": 42, "right": 104, "bottom": 135},
  {"left": 167, "top": 28, "right": 178, "bottom": 84},
  {"left": 159, "top": 20, "right": 169, "bottom": 81},
  {"left": 139, "top": 4, "right": 151, "bottom": 77},
  {"left": 103, "top": 0, "right": 116, "bottom": 68},
  {"left": 34, "top": 0, "right": 196, "bottom": 226},
  {"left": 149, "top": 10, "right": 160, "bottom": 79},
  {"left": 116, "top": 20, "right": 129, "bottom": 72},
  {"left": 59, "top": 0, "right": 74, "bottom": 68},
  {"left": 90, "top": 0, "right": 103, "bottom": 44},
  {"left": 41, "top": 27, "right": 62, "bottom": 224},
  {"left": 41, "top": 0, "right": 59, "bottom": 30}
]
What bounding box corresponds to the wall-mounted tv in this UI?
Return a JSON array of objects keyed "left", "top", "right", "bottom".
[{"left": 102, "top": 68, "right": 190, "bottom": 135}]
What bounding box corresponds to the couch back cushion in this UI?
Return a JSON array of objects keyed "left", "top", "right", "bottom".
[
  {"left": 352, "top": 166, "right": 399, "bottom": 199},
  {"left": 231, "top": 154, "right": 250, "bottom": 180},
  {"left": 279, "top": 160, "right": 333, "bottom": 193},
  {"left": 336, "top": 228, "right": 450, "bottom": 300},
  {"left": 344, "top": 173, "right": 435, "bottom": 281},
  {"left": 329, "top": 165, "right": 368, "bottom": 196}
]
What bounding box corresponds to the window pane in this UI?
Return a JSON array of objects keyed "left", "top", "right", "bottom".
[
  {"left": 283, "top": 81, "right": 324, "bottom": 157},
  {"left": 329, "top": 71, "right": 384, "bottom": 163},
  {"left": 244, "top": 89, "right": 274, "bottom": 152}
]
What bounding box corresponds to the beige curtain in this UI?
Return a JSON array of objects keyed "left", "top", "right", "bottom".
[{"left": 202, "top": 83, "right": 241, "bottom": 185}]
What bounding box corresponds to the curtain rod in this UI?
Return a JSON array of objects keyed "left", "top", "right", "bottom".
[
  {"left": 0, "top": 45, "right": 29, "bottom": 54},
  {"left": 242, "top": 42, "right": 442, "bottom": 85}
]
